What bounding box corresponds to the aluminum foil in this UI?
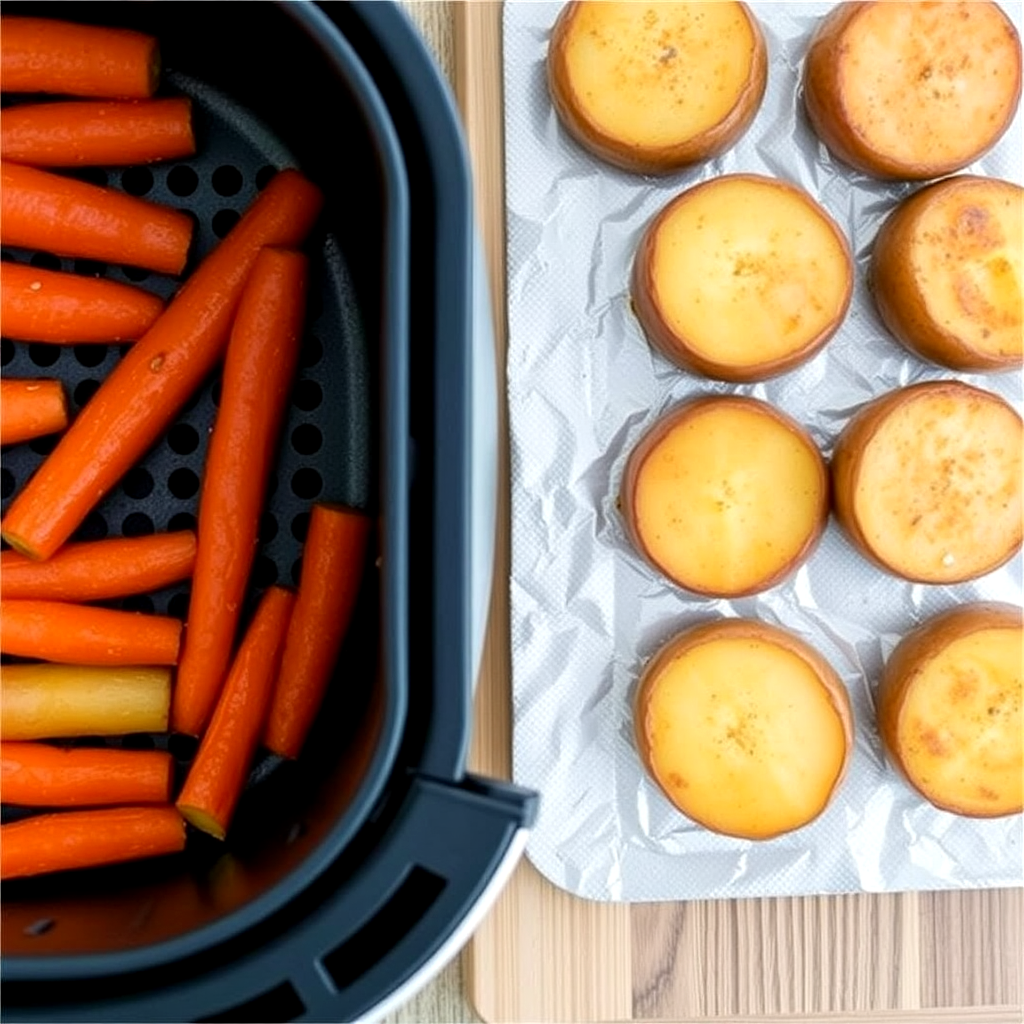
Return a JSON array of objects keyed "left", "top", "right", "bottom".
[{"left": 504, "top": 0, "right": 1024, "bottom": 902}]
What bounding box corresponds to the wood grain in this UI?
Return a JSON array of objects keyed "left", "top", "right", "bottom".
[{"left": 454, "top": 3, "right": 1023, "bottom": 1023}]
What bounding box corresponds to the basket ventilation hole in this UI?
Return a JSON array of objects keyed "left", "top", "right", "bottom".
[
  {"left": 291, "top": 423, "right": 322, "bottom": 456},
  {"left": 198, "top": 981, "right": 305, "bottom": 1024},
  {"left": 168, "top": 511, "right": 197, "bottom": 534},
  {"left": 29, "top": 251, "right": 62, "bottom": 272},
  {"left": 75, "top": 512, "right": 108, "bottom": 541},
  {"left": 1, "top": 338, "right": 14, "bottom": 366},
  {"left": 255, "top": 165, "right": 277, "bottom": 191},
  {"left": 74, "top": 168, "right": 108, "bottom": 188},
  {"left": 168, "top": 467, "right": 199, "bottom": 500},
  {"left": 167, "top": 591, "right": 190, "bottom": 620},
  {"left": 121, "top": 731, "right": 157, "bottom": 749},
  {"left": 290, "top": 468, "right": 322, "bottom": 500},
  {"left": 123, "top": 466, "right": 154, "bottom": 500},
  {"left": 212, "top": 165, "right": 243, "bottom": 197},
  {"left": 28, "top": 342, "right": 60, "bottom": 368},
  {"left": 291, "top": 511, "right": 309, "bottom": 543},
  {"left": 166, "top": 165, "right": 199, "bottom": 197},
  {"left": 290, "top": 557, "right": 304, "bottom": 586},
  {"left": 23, "top": 918, "right": 55, "bottom": 938},
  {"left": 122, "top": 594, "right": 155, "bottom": 614},
  {"left": 300, "top": 334, "right": 323, "bottom": 368},
  {"left": 259, "top": 512, "right": 278, "bottom": 544},
  {"left": 169, "top": 733, "right": 198, "bottom": 761},
  {"left": 122, "top": 512, "right": 155, "bottom": 537},
  {"left": 121, "top": 167, "right": 154, "bottom": 197},
  {"left": 29, "top": 435, "right": 59, "bottom": 456},
  {"left": 293, "top": 380, "right": 322, "bottom": 412},
  {"left": 212, "top": 209, "right": 241, "bottom": 239},
  {"left": 2, "top": 467, "right": 15, "bottom": 499},
  {"left": 74, "top": 259, "right": 107, "bottom": 277},
  {"left": 73, "top": 379, "right": 101, "bottom": 407},
  {"left": 121, "top": 265, "right": 151, "bottom": 283},
  {"left": 167, "top": 423, "right": 200, "bottom": 455},
  {"left": 322, "top": 866, "right": 448, "bottom": 991},
  {"left": 74, "top": 344, "right": 107, "bottom": 368},
  {"left": 253, "top": 555, "right": 278, "bottom": 588}
]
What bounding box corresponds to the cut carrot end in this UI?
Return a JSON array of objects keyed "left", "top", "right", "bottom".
[
  {"left": 178, "top": 803, "right": 226, "bottom": 841},
  {"left": 1, "top": 532, "right": 43, "bottom": 561}
]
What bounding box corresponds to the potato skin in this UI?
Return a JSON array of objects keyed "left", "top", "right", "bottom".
[
  {"left": 620, "top": 396, "right": 829, "bottom": 598},
  {"left": 634, "top": 618, "right": 854, "bottom": 839},
  {"left": 872, "top": 176, "right": 1023, "bottom": 373},
  {"left": 830, "top": 380, "right": 1022, "bottom": 583},
  {"left": 547, "top": 2, "right": 768, "bottom": 175},
  {"left": 877, "top": 602, "right": 1023, "bottom": 817},
  {"left": 803, "top": 2, "right": 1023, "bottom": 180},
  {"left": 630, "top": 175, "right": 853, "bottom": 382}
]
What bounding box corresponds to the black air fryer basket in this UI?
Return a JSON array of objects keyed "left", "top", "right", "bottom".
[{"left": 0, "top": 4, "right": 536, "bottom": 1021}]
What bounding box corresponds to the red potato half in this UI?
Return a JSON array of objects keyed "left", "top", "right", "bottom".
[
  {"left": 803, "top": 1, "right": 1022, "bottom": 180},
  {"left": 635, "top": 619, "right": 854, "bottom": 840},
  {"left": 547, "top": 1, "right": 767, "bottom": 174},
  {"left": 631, "top": 175, "right": 853, "bottom": 382},
  {"left": 872, "top": 176, "right": 1023, "bottom": 373},
  {"left": 877, "top": 603, "right": 1023, "bottom": 818},
  {"left": 620, "top": 396, "right": 828, "bottom": 598},
  {"left": 831, "top": 381, "right": 1023, "bottom": 584}
]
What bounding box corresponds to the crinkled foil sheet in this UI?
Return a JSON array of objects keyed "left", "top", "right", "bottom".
[{"left": 504, "top": 0, "right": 1024, "bottom": 902}]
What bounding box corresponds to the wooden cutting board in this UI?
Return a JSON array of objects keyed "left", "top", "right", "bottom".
[{"left": 452, "top": 4, "right": 1023, "bottom": 1022}]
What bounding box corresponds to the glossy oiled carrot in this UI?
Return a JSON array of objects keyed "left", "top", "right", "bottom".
[
  {"left": 0, "top": 600, "right": 181, "bottom": 665},
  {"left": 0, "top": 806, "right": 185, "bottom": 880},
  {"left": 0, "top": 98, "right": 194, "bottom": 167},
  {"left": 0, "top": 162, "right": 192, "bottom": 275},
  {"left": 0, "top": 532, "right": 196, "bottom": 601},
  {"left": 1, "top": 742, "right": 174, "bottom": 807},
  {"left": 0, "top": 378, "right": 68, "bottom": 446},
  {"left": 178, "top": 587, "right": 295, "bottom": 837},
  {"left": 173, "top": 249, "right": 308, "bottom": 736},
  {"left": 265, "top": 504, "right": 372, "bottom": 759},
  {"left": 1, "top": 261, "right": 164, "bottom": 343},
  {"left": 0, "top": 664, "right": 171, "bottom": 740},
  {"left": 0, "top": 17, "right": 159, "bottom": 99},
  {"left": 1, "top": 169, "right": 323, "bottom": 562}
]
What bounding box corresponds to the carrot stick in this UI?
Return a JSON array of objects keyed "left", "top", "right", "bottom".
[
  {"left": 1, "top": 261, "right": 164, "bottom": 343},
  {"left": 0, "top": 378, "right": 68, "bottom": 446},
  {"left": 0, "top": 600, "right": 181, "bottom": 665},
  {"left": 1, "top": 742, "right": 173, "bottom": 807},
  {"left": 0, "top": 532, "right": 196, "bottom": 601},
  {"left": 173, "top": 249, "right": 308, "bottom": 736},
  {"left": 0, "top": 664, "right": 170, "bottom": 740},
  {"left": 0, "top": 98, "right": 194, "bottom": 167},
  {"left": 1, "top": 169, "right": 324, "bottom": 562},
  {"left": 0, "top": 806, "right": 185, "bottom": 880},
  {"left": 0, "top": 17, "right": 159, "bottom": 99},
  {"left": 0, "top": 162, "right": 192, "bottom": 275},
  {"left": 177, "top": 587, "right": 295, "bottom": 837},
  {"left": 264, "top": 504, "right": 372, "bottom": 759}
]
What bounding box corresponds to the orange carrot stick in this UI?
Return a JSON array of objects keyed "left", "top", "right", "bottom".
[
  {"left": 177, "top": 587, "right": 295, "bottom": 838},
  {"left": 0, "top": 17, "right": 159, "bottom": 99},
  {"left": 0, "top": 162, "right": 192, "bottom": 275},
  {"left": 0, "top": 98, "right": 194, "bottom": 167},
  {"left": 0, "top": 600, "right": 182, "bottom": 665},
  {"left": 0, "top": 378, "right": 68, "bottom": 446},
  {"left": 0, "top": 806, "right": 184, "bottom": 880},
  {"left": 1, "top": 261, "right": 164, "bottom": 343},
  {"left": 173, "top": 249, "right": 307, "bottom": 736},
  {"left": 264, "top": 504, "right": 372, "bottom": 759},
  {"left": 1, "top": 742, "right": 173, "bottom": 807},
  {"left": 1, "top": 169, "right": 323, "bottom": 562},
  {"left": 0, "top": 532, "right": 195, "bottom": 601}
]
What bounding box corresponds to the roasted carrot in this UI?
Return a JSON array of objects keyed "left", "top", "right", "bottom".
[
  {"left": 1, "top": 742, "right": 173, "bottom": 807},
  {"left": 0, "top": 806, "right": 185, "bottom": 880},
  {"left": 0, "top": 532, "right": 196, "bottom": 602},
  {"left": 264, "top": 504, "right": 372, "bottom": 759},
  {"left": 0, "top": 162, "right": 193, "bottom": 275},
  {"left": 0, "top": 17, "right": 159, "bottom": 99},
  {"left": 1, "top": 261, "right": 164, "bottom": 343},
  {"left": 0, "top": 378, "right": 68, "bottom": 446},
  {"left": 173, "top": 249, "right": 308, "bottom": 736},
  {"left": 2, "top": 169, "right": 324, "bottom": 562},
  {"left": 178, "top": 587, "right": 296, "bottom": 838},
  {"left": 1, "top": 664, "right": 171, "bottom": 740},
  {"left": 0, "top": 98, "right": 194, "bottom": 167},
  {"left": 0, "top": 600, "right": 181, "bottom": 665}
]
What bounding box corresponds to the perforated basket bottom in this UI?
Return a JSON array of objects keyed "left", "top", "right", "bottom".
[{"left": 0, "top": 74, "right": 372, "bottom": 808}]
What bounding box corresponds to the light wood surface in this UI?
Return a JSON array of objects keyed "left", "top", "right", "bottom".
[{"left": 393, "top": 3, "right": 1024, "bottom": 1023}]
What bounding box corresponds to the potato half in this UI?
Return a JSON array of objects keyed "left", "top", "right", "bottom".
[
  {"left": 878, "top": 603, "right": 1023, "bottom": 818},
  {"left": 621, "top": 396, "right": 828, "bottom": 597},
  {"left": 873, "top": 176, "right": 1023, "bottom": 373},
  {"left": 635, "top": 619, "right": 853, "bottom": 840},
  {"left": 804, "top": 1, "right": 1022, "bottom": 180},
  {"left": 631, "top": 175, "right": 853, "bottom": 382},
  {"left": 831, "top": 381, "right": 1023, "bottom": 583},
  {"left": 547, "top": 1, "right": 767, "bottom": 174}
]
